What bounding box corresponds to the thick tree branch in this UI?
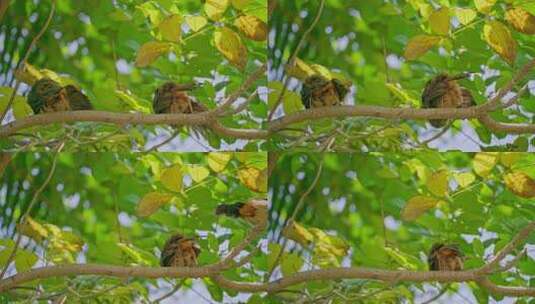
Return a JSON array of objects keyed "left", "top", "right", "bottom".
[{"left": 0, "top": 111, "right": 267, "bottom": 140}]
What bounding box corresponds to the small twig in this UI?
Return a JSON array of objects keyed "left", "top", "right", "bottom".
[
  {"left": 151, "top": 280, "right": 183, "bottom": 304},
  {"left": 0, "top": 0, "right": 56, "bottom": 123},
  {"left": 266, "top": 157, "right": 325, "bottom": 280},
  {"left": 0, "top": 141, "right": 64, "bottom": 279},
  {"left": 268, "top": 0, "right": 326, "bottom": 120},
  {"left": 143, "top": 129, "right": 180, "bottom": 153}
]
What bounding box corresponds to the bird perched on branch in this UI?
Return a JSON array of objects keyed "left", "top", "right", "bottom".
[
  {"left": 215, "top": 199, "right": 268, "bottom": 227},
  {"left": 421, "top": 73, "right": 475, "bottom": 128},
  {"left": 27, "top": 78, "right": 93, "bottom": 114},
  {"left": 428, "top": 243, "right": 464, "bottom": 271},
  {"left": 153, "top": 82, "right": 207, "bottom": 114},
  {"left": 160, "top": 233, "right": 201, "bottom": 267},
  {"left": 301, "top": 75, "right": 351, "bottom": 109}
]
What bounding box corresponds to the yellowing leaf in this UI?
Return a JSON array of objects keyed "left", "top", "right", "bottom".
[
  {"left": 404, "top": 35, "right": 441, "bottom": 60},
  {"left": 282, "top": 221, "right": 314, "bottom": 247},
  {"left": 231, "top": 0, "right": 249, "bottom": 10},
  {"left": 235, "top": 15, "right": 267, "bottom": 41},
  {"left": 500, "top": 152, "right": 522, "bottom": 167},
  {"left": 506, "top": 7, "right": 535, "bottom": 35},
  {"left": 401, "top": 196, "right": 441, "bottom": 221},
  {"left": 238, "top": 167, "right": 267, "bottom": 193},
  {"left": 454, "top": 172, "right": 476, "bottom": 188},
  {"left": 14, "top": 250, "right": 38, "bottom": 272},
  {"left": 474, "top": 0, "right": 497, "bottom": 14},
  {"left": 426, "top": 170, "right": 449, "bottom": 197},
  {"left": 473, "top": 152, "right": 498, "bottom": 177},
  {"left": 160, "top": 164, "right": 182, "bottom": 192},
  {"left": 158, "top": 14, "right": 182, "bottom": 42},
  {"left": 504, "top": 171, "right": 535, "bottom": 198},
  {"left": 188, "top": 165, "right": 210, "bottom": 183},
  {"left": 456, "top": 8, "right": 477, "bottom": 25},
  {"left": 14, "top": 63, "right": 43, "bottom": 85},
  {"left": 17, "top": 217, "right": 48, "bottom": 242},
  {"left": 285, "top": 58, "right": 316, "bottom": 80},
  {"left": 136, "top": 192, "right": 173, "bottom": 217},
  {"left": 282, "top": 90, "right": 304, "bottom": 114},
  {"left": 204, "top": 0, "right": 229, "bottom": 21},
  {"left": 483, "top": 21, "right": 517, "bottom": 65},
  {"left": 207, "top": 152, "right": 232, "bottom": 172},
  {"left": 428, "top": 7, "right": 450, "bottom": 35},
  {"left": 213, "top": 27, "right": 247, "bottom": 70},
  {"left": 135, "top": 41, "right": 172, "bottom": 68},
  {"left": 185, "top": 16, "right": 208, "bottom": 32}
]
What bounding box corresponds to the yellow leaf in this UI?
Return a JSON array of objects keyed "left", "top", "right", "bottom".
[
  {"left": 188, "top": 165, "right": 210, "bottom": 183},
  {"left": 204, "top": 0, "right": 229, "bottom": 21},
  {"left": 506, "top": 7, "right": 535, "bottom": 35},
  {"left": 282, "top": 221, "right": 314, "bottom": 247},
  {"left": 238, "top": 167, "right": 267, "bottom": 193},
  {"left": 160, "top": 164, "right": 182, "bottom": 192},
  {"left": 136, "top": 192, "right": 173, "bottom": 217},
  {"left": 207, "top": 152, "right": 232, "bottom": 172},
  {"left": 474, "top": 0, "right": 496, "bottom": 14},
  {"left": 213, "top": 27, "right": 248, "bottom": 70},
  {"left": 185, "top": 16, "right": 208, "bottom": 32},
  {"left": 483, "top": 21, "right": 517, "bottom": 65},
  {"left": 158, "top": 14, "right": 182, "bottom": 42},
  {"left": 456, "top": 8, "right": 477, "bottom": 25},
  {"left": 473, "top": 152, "right": 498, "bottom": 177},
  {"left": 404, "top": 35, "right": 441, "bottom": 60},
  {"left": 454, "top": 172, "right": 476, "bottom": 188},
  {"left": 500, "top": 152, "right": 522, "bottom": 167},
  {"left": 234, "top": 15, "right": 267, "bottom": 41},
  {"left": 426, "top": 170, "right": 449, "bottom": 197},
  {"left": 135, "top": 41, "right": 172, "bottom": 68},
  {"left": 231, "top": 0, "right": 249, "bottom": 10},
  {"left": 14, "top": 63, "right": 43, "bottom": 85},
  {"left": 285, "top": 58, "right": 317, "bottom": 80},
  {"left": 401, "top": 196, "right": 441, "bottom": 221},
  {"left": 428, "top": 7, "right": 450, "bottom": 35},
  {"left": 17, "top": 217, "right": 48, "bottom": 242},
  {"left": 504, "top": 171, "right": 535, "bottom": 198}
]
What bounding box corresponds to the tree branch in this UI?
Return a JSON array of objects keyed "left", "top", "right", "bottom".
[{"left": 0, "top": 111, "right": 267, "bottom": 140}]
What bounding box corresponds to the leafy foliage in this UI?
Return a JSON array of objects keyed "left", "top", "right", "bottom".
[
  {"left": 0, "top": 152, "right": 267, "bottom": 302},
  {"left": 0, "top": 0, "right": 267, "bottom": 151},
  {"left": 269, "top": 152, "right": 535, "bottom": 303},
  {"left": 269, "top": 0, "right": 535, "bottom": 151}
]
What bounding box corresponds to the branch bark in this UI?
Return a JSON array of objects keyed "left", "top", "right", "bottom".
[
  {"left": 0, "top": 111, "right": 267, "bottom": 140},
  {"left": 0, "top": 221, "right": 532, "bottom": 296}
]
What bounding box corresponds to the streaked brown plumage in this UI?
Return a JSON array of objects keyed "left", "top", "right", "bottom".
[
  {"left": 421, "top": 73, "right": 475, "bottom": 128},
  {"left": 160, "top": 234, "right": 201, "bottom": 267},
  {"left": 153, "top": 82, "right": 206, "bottom": 114},
  {"left": 215, "top": 199, "right": 268, "bottom": 226},
  {"left": 27, "top": 78, "right": 92, "bottom": 114},
  {"left": 301, "top": 75, "right": 350, "bottom": 109},
  {"left": 428, "top": 243, "right": 464, "bottom": 271}
]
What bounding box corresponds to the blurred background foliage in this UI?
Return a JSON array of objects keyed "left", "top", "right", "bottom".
[
  {"left": 268, "top": 0, "right": 535, "bottom": 152},
  {"left": 0, "top": 152, "right": 267, "bottom": 303},
  {"left": 0, "top": 0, "right": 267, "bottom": 152},
  {"left": 268, "top": 152, "right": 535, "bottom": 303}
]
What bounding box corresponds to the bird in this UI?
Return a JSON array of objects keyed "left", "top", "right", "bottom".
[
  {"left": 300, "top": 75, "right": 350, "bottom": 109},
  {"left": 215, "top": 199, "right": 268, "bottom": 227},
  {"left": 152, "top": 82, "right": 207, "bottom": 114},
  {"left": 160, "top": 233, "right": 201, "bottom": 267},
  {"left": 428, "top": 243, "right": 464, "bottom": 271},
  {"left": 27, "top": 78, "right": 92, "bottom": 114},
  {"left": 421, "top": 73, "right": 475, "bottom": 128}
]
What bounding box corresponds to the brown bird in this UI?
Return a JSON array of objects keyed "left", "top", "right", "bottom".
[
  {"left": 301, "top": 75, "right": 351, "bottom": 109},
  {"left": 428, "top": 243, "right": 464, "bottom": 271},
  {"left": 215, "top": 199, "right": 268, "bottom": 227},
  {"left": 153, "top": 82, "right": 206, "bottom": 114},
  {"left": 160, "top": 233, "right": 201, "bottom": 267},
  {"left": 27, "top": 78, "right": 92, "bottom": 113},
  {"left": 421, "top": 73, "right": 475, "bottom": 128}
]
